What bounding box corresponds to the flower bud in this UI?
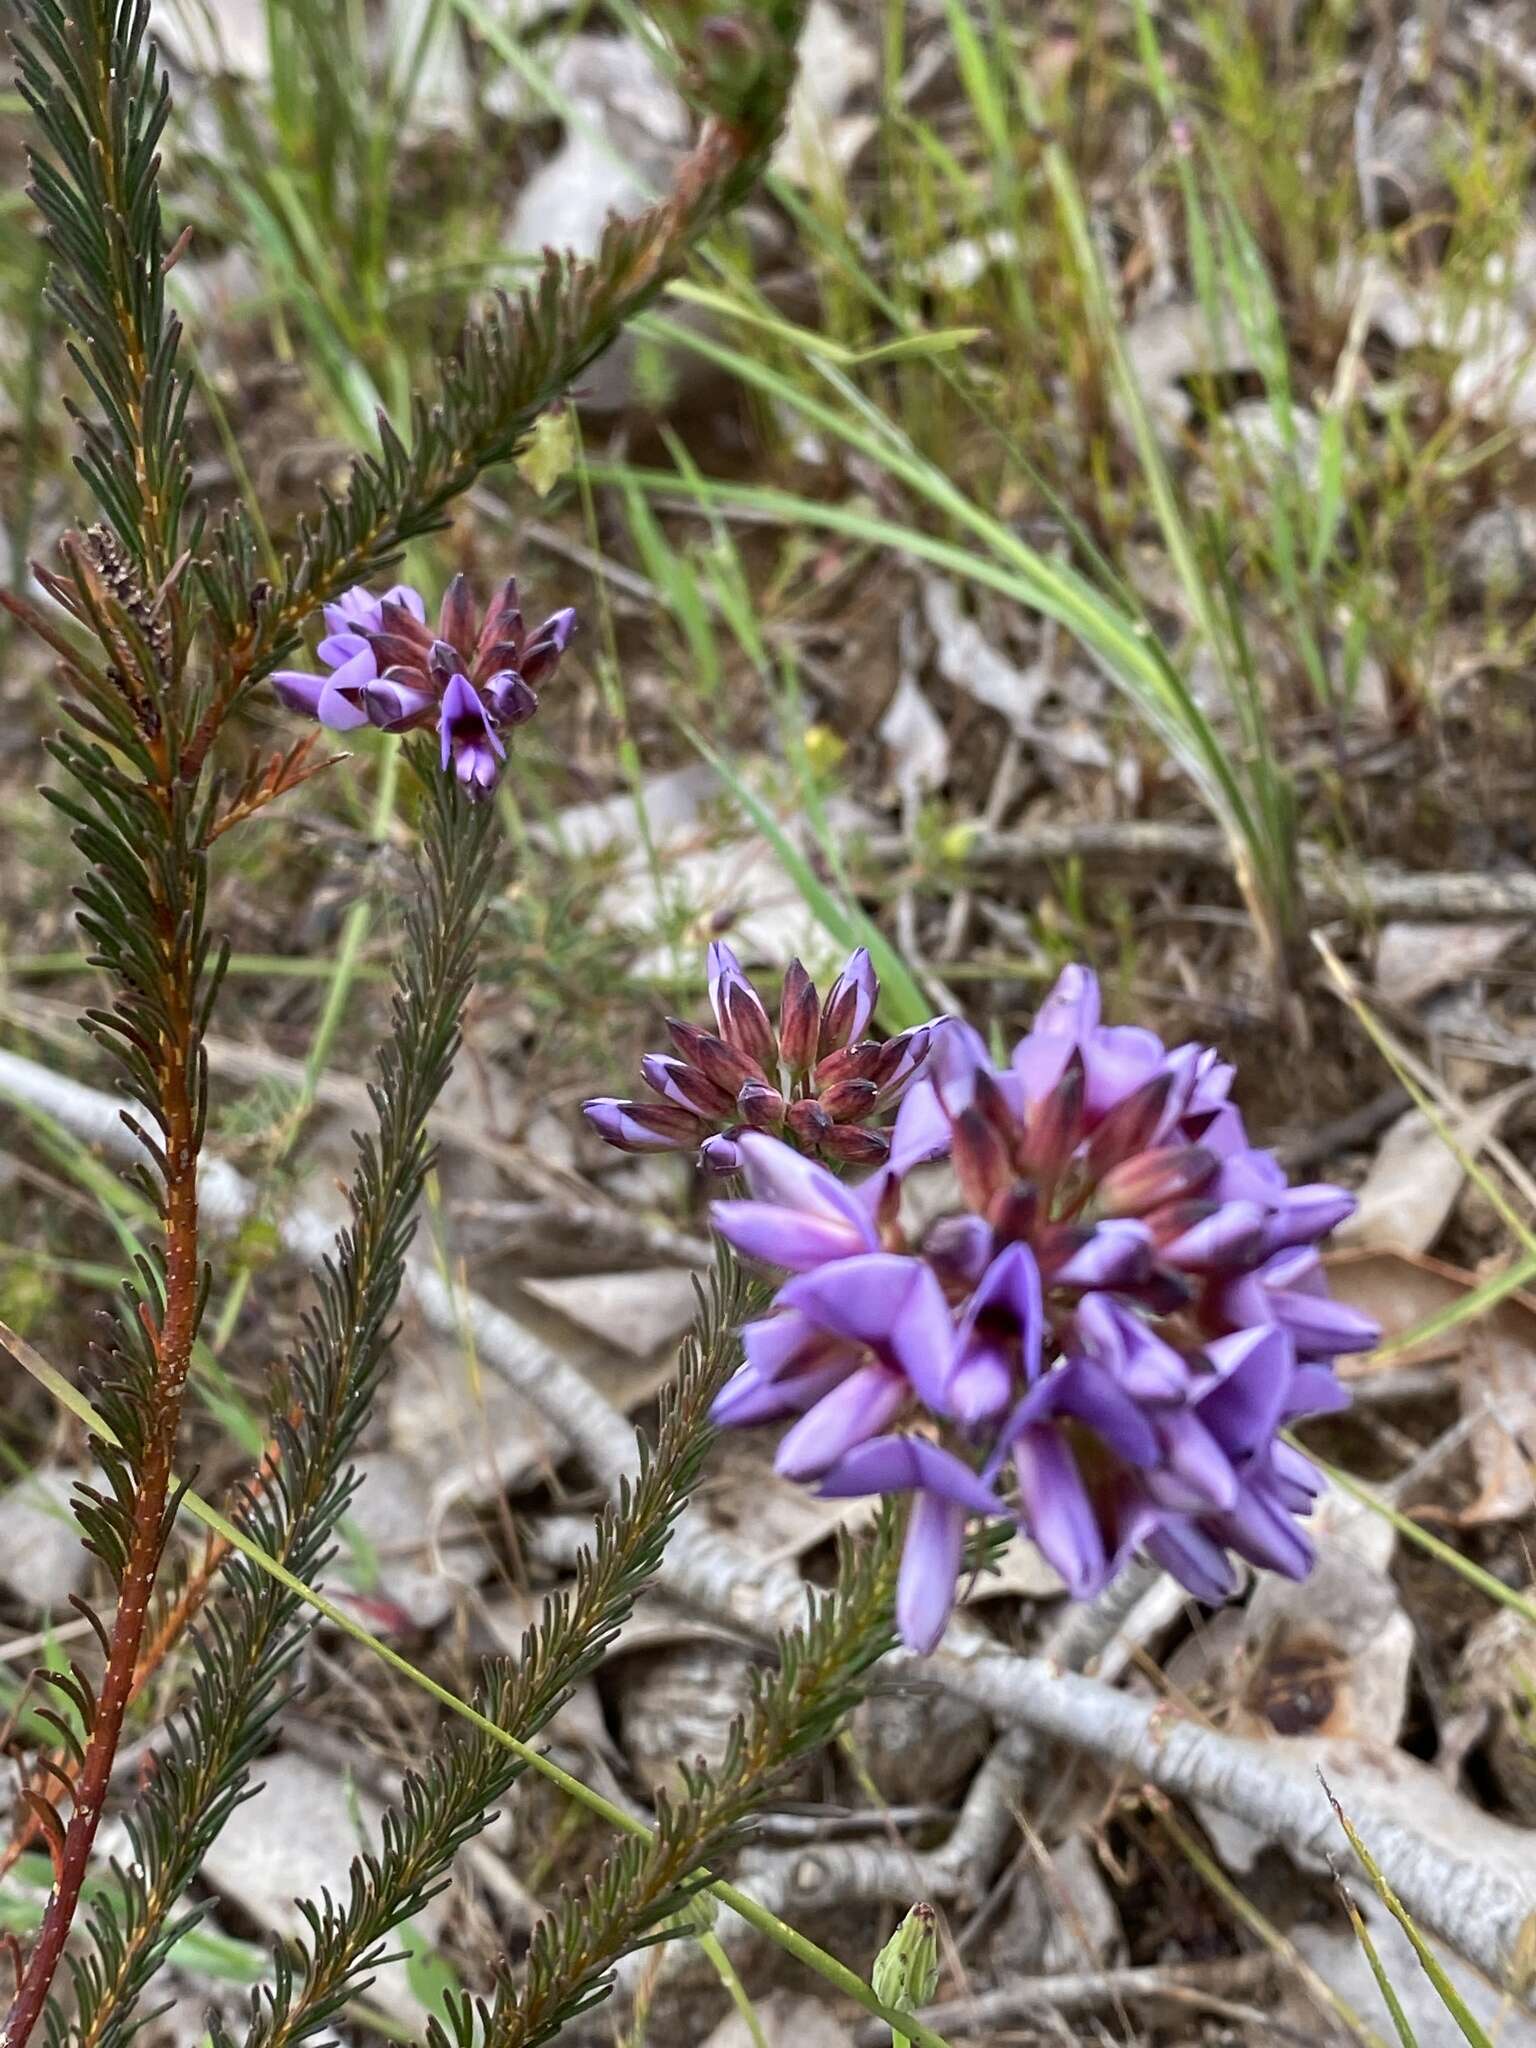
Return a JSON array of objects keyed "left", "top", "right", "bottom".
[
  {"left": 986, "top": 1180, "right": 1039, "bottom": 1247},
  {"left": 738, "top": 1078, "right": 787, "bottom": 1130},
  {"left": 819, "top": 946, "right": 878, "bottom": 1053},
  {"left": 814, "top": 1042, "right": 884, "bottom": 1090},
  {"left": 868, "top": 1026, "right": 932, "bottom": 1095},
  {"left": 1082, "top": 1069, "right": 1174, "bottom": 1179},
  {"left": 1021, "top": 1048, "right": 1084, "bottom": 1185},
  {"left": 439, "top": 572, "right": 476, "bottom": 653},
  {"left": 708, "top": 941, "right": 777, "bottom": 1066},
  {"left": 699, "top": 1133, "right": 743, "bottom": 1173},
  {"left": 873, "top": 1903, "right": 940, "bottom": 2029},
  {"left": 820, "top": 1124, "right": 890, "bottom": 1165},
  {"left": 820, "top": 1078, "right": 879, "bottom": 1123},
  {"left": 674, "top": 1024, "right": 760, "bottom": 1095},
  {"left": 641, "top": 1053, "right": 735, "bottom": 1120},
  {"left": 1098, "top": 1144, "right": 1217, "bottom": 1217},
  {"left": 1040, "top": 1219, "right": 1153, "bottom": 1289},
  {"left": 922, "top": 1213, "right": 993, "bottom": 1290},
  {"left": 778, "top": 958, "right": 821, "bottom": 1070},
  {"left": 785, "top": 1096, "right": 833, "bottom": 1146},
  {"left": 1153, "top": 1198, "right": 1265, "bottom": 1273},
  {"left": 581, "top": 1098, "right": 703, "bottom": 1152},
  {"left": 952, "top": 1105, "right": 1011, "bottom": 1213}
]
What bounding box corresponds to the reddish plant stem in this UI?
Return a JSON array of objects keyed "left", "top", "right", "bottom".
[
  {"left": 0, "top": 1422, "right": 286, "bottom": 1885},
  {"left": 1, "top": 943, "right": 200, "bottom": 2048}
]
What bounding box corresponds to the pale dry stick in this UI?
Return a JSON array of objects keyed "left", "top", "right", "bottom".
[
  {"left": 861, "top": 819, "right": 1536, "bottom": 923},
  {"left": 8, "top": 1050, "right": 1536, "bottom": 1990}
]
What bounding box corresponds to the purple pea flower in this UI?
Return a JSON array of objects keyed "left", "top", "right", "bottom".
[
  {"left": 269, "top": 573, "right": 575, "bottom": 798},
  {"left": 583, "top": 944, "right": 934, "bottom": 1173},
  {"left": 700, "top": 962, "right": 1378, "bottom": 1651}
]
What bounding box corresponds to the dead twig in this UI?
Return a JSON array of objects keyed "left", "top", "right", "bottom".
[{"left": 865, "top": 822, "right": 1536, "bottom": 924}]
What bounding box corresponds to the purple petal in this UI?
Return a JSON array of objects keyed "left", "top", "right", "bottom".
[
  {"left": 733, "top": 1134, "right": 878, "bottom": 1245},
  {"left": 437, "top": 673, "right": 506, "bottom": 796},
  {"left": 775, "top": 1361, "right": 909, "bottom": 1479},
  {"left": 711, "top": 1357, "right": 850, "bottom": 1429},
  {"left": 699, "top": 1133, "right": 743, "bottom": 1174},
  {"left": 817, "top": 1434, "right": 1003, "bottom": 1516},
  {"left": 712, "top": 1201, "right": 873, "bottom": 1272},
  {"left": 1143, "top": 1519, "right": 1239, "bottom": 1604},
  {"left": 317, "top": 629, "right": 372, "bottom": 668},
  {"left": 383, "top": 583, "right": 427, "bottom": 622},
  {"left": 1147, "top": 1411, "right": 1239, "bottom": 1514},
  {"left": 1074, "top": 1296, "right": 1189, "bottom": 1402},
  {"left": 960, "top": 1243, "right": 1044, "bottom": 1382},
  {"left": 323, "top": 587, "right": 384, "bottom": 636},
  {"left": 1052, "top": 1220, "right": 1153, "bottom": 1289},
  {"left": 778, "top": 1255, "right": 956, "bottom": 1412},
  {"left": 1035, "top": 963, "right": 1102, "bottom": 1040},
  {"left": 1213, "top": 1487, "right": 1315, "bottom": 1580},
  {"left": 362, "top": 678, "right": 438, "bottom": 731},
  {"left": 271, "top": 670, "right": 326, "bottom": 719},
  {"left": 896, "top": 1493, "right": 965, "bottom": 1653},
  {"left": 581, "top": 1099, "right": 691, "bottom": 1152},
  {"left": 1269, "top": 1287, "right": 1381, "bottom": 1359},
  {"left": 1263, "top": 1183, "right": 1357, "bottom": 1251},
  {"left": 1082, "top": 1025, "right": 1168, "bottom": 1121},
  {"left": 949, "top": 1341, "right": 1013, "bottom": 1427},
  {"left": 1160, "top": 1200, "right": 1267, "bottom": 1274},
  {"left": 1056, "top": 1359, "right": 1161, "bottom": 1466},
  {"left": 741, "top": 1308, "right": 832, "bottom": 1382},
  {"left": 1011, "top": 1425, "right": 1107, "bottom": 1599},
  {"left": 1198, "top": 1325, "right": 1296, "bottom": 1457},
  {"left": 1283, "top": 1362, "right": 1351, "bottom": 1422}
]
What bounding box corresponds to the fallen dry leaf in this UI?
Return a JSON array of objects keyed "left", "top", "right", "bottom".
[
  {"left": 1325, "top": 1244, "right": 1536, "bottom": 1367},
  {"left": 1375, "top": 919, "right": 1524, "bottom": 1008},
  {"left": 1335, "top": 1083, "right": 1527, "bottom": 1255}
]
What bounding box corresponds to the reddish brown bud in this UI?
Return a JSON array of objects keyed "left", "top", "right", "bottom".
[
  {"left": 819, "top": 1078, "right": 879, "bottom": 1123},
  {"left": 971, "top": 1066, "right": 1019, "bottom": 1146},
  {"left": 1098, "top": 1144, "right": 1217, "bottom": 1217},
  {"left": 814, "top": 1042, "right": 882, "bottom": 1090},
  {"left": 439, "top": 572, "right": 476, "bottom": 655},
  {"left": 867, "top": 1028, "right": 930, "bottom": 1095},
  {"left": 1083, "top": 1072, "right": 1174, "bottom": 1180},
  {"left": 953, "top": 1105, "right": 1011, "bottom": 1213},
  {"left": 641, "top": 1053, "right": 736, "bottom": 1120},
  {"left": 820, "top": 1124, "right": 890, "bottom": 1165},
  {"left": 1022, "top": 1049, "right": 1085, "bottom": 1185},
  {"left": 778, "top": 959, "right": 821, "bottom": 1070},
  {"left": 718, "top": 978, "right": 776, "bottom": 1067},
  {"left": 986, "top": 1180, "right": 1039, "bottom": 1246},
  {"left": 738, "top": 1079, "right": 786, "bottom": 1130},
  {"left": 669, "top": 1021, "right": 760, "bottom": 1093},
  {"left": 785, "top": 1097, "right": 833, "bottom": 1147}
]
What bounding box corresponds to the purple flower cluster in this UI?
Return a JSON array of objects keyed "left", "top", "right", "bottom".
[
  {"left": 582, "top": 943, "right": 932, "bottom": 1172},
  {"left": 708, "top": 965, "right": 1378, "bottom": 1653},
  {"left": 272, "top": 576, "right": 576, "bottom": 797}
]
